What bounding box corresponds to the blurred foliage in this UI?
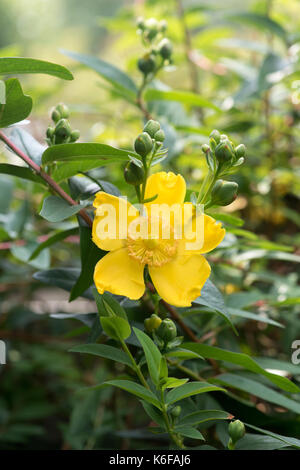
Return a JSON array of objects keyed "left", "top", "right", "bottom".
[{"left": 0, "top": 0, "right": 299, "bottom": 450}]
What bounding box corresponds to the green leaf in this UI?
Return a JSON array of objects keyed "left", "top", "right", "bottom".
[
  {"left": 161, "top": 378, "right": 188, "bottom": 390},
  {"left": 254, "top": 357, "right": 300, "bottom": 376},
  {"left": 9, "top": 127, "right": 45, "bottom": 166},
  {"left": 0, "top": 79, "right": 32, "bottom": 128},
  {"left": 39, "top": 196, "right": 87, "bottom": 222},
  {"left": 33, "top": 268, "right": 93, "bottom": 298},
  {"left": 244, "top": 423, "right": 300, "bottom": 449},
  {"left": 0, "top": 57, "right": 73, "bottom": 80},
  {"left": 42, "top": 142, "right": 134, "bottom": 165},
  {"left": 208, "top": 212, "right": 244, "bottom": 227},
  {"left": 165, "top": 348, "right": 204, "bottom": 360},
  {"left": 0, "top": 80, "right": 5, "bottom": 103},
  {"left": 181, "top": 343, "right": 299, "bottom": 393},
  {"left": 29, "top": 227, "right": 78, "bottom": 260},
  {"left": 193, "top": 280, "right": 237, "bottom": 334},
  {"left": 61, "top": 50, "right": 137, "bottom": 94},
  {"left": 101, "top": 316, "right": 131, "bottom": 341},
  {"left": 69, "top": 225, "right": 105, "bottom": 301},
  {"left": 140, "top": 401, "right": 165, "bottom": 428},
  {"left": 42, "top": 143, "right": 134, "bottom": 181},
  {"left": 133, "top": 327, "right": 162, "bottom": 386},
  {"left": 0, "top": 163, "right": 45, "bottom": 185},
  {"left": 166, "top": 382, "right": 225, "bottom": 405},
  {"left": 11, "top": 241, "right": 50, "bottom": 270},
  {"left": 235, "top": 434, "right": 290, "bottom": 450},
  {"left": 93, "top": 290, "right": 128, "bottom": 320},
  {"left": 177, "top": 410, "right": 232, "bottom": 427},
  {"left": 226, "top": 13, "right": 286, "bottom": 40},
  {"left": 175, "top": 426, "right": 204, "bottom": 440},
  {"left": 144, "top": 88, "right": 220, "bottom": 111},
  {"left": 69, "top": 343, "right": 133, "bottom": 369},
  {"left": 212, "top": 374, "right": 300, "bottom": 414},
  {"left": 101, "top": 379, "right": 161, "bottom": 409},
  {"left": 227, "top": 307, "right": 284, "bottom": 328}
]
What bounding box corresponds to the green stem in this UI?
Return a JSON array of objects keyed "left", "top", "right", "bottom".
[
  {"left": 120, "top": 339, "right": 150, "bottom": 390},
  {"left": 160, "top": 389, "right": 185, "bottom": 449},
  {"left": 167, "top": 358, "right": 204, "bottom": 382}
]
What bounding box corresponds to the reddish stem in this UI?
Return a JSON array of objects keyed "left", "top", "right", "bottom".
[{"left": 0, "top": 130, "right": 93, "bottom": 228}]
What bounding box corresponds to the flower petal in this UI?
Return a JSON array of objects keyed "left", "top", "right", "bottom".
[
  {"left": 92, "top": 192, "right": 139, "bottom": 251},
  {"left": 94, "top": 248, "right": 145, "bottom": 299},
  {"left": 149, "top": 253, "right": 211, "bottom": 307},
  {"left": 179, "top": 208, "right": 225, "bottom": 254},
  {"left": 144, "top": 172, "right": 186, "bottom": 206},
  {"left": 199, "top": 214, "right": 225, "bottom": 253}
]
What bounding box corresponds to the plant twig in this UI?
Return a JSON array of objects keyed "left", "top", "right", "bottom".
[{"left": 0, "top": 130, "right": 93, "bottom": 228}]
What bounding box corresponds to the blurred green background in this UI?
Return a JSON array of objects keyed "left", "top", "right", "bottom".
[{"left": 0, "top": 0, "right": 299, "bottom": 450}]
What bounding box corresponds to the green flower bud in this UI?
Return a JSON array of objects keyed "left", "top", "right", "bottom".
[
  {"left": 144, "top": 314, "right": 162, "bottom": 333},
  {"left": 145, "top": 18, "right": 158, "bottom": 41},
  {"left": 54, "top": 118, "right": 72, "bottom": 143},
  {"left": 228, "top": 420, "right": 245, "bottom": 444},
  {"left": 201, "top": 144, "right": 210, "bottom": 154},
  {"left": 159, "top": 20, "right": 167, "bottom": 33},
  {"left": 158, "top": 38, "right": 172, "bottom": 60},
  {"left": 154, "top": 129, "right": 165, "bottom": 142},
  {"left": 56, "top": 103, "right": 69, "bottom": 119},
  {"left": 136, "top": 16, "right": 145, "bottom": 30},
  {"left": 124, "top": 161, "right": 145, "bottom": 186},
  {"left": 215, "top": 141, "right": 233, "bottom": 163},
  {"left": 211, "top": 179, "right": 238, "bottom": 206},
  {"left": 235, "top": 144, "right": 246, "bottom": 158},
  {"left": 51, "top": 109, "right": 61, "bottom": 123},
  {"left": 134, "top": 132, "right": 153, "bottom": 158},
  {"left": 170, "top": 406, "right": 181, "bottom": 418},
  {"left": 156, "top": 319, "right": 177, "bottom": 343},
  {"left": 69, "top": 129, "right": 80, "bottom": 143},
  {"left": 138, "top": 54, "right": 156, "bottom": 75},
  {"left": 209, "top": 129, "right": 221, "bottom": 144},
  {"left": 143, "top": 120, "right": 161, "bottom": 138},
  {"left": 46, "top": 126, "right": 55, "bottom": 139}
]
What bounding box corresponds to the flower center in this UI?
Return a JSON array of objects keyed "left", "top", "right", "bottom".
[{"left": 126, "top": 216, "right": 178, "bottom": 267}]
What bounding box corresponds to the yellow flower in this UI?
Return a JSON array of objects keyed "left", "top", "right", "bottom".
[{"left": 92, "top": 172, "right": 225, "bottom": 307}]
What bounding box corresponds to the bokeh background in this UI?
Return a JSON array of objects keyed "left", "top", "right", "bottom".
[{"left": 0, "top": 0, "right": 299, "bottom": 450}]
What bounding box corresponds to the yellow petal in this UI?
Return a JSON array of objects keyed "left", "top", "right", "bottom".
[
  {"left": 179, "top": 208, "right": 225, "bottom": 254},
  {"left": 92, "top": 192, "right": 139, "bottom": 251},
  {"left": 199, "top": 214, "right": 225, "bottom": 253},
  {"left": 144, "top": 172, "right": 186, "bottom": 207},
  {"left": 94, "top": 248, "right": 145, "bottom": 299},
  {"left": 149, "top": 253, "right": 211, "bottom": 307}
]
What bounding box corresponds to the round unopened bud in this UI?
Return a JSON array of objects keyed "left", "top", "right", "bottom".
[
  {"left": 156, "top": 319, "right": 177, "bottom": 343},
  {"left": 159, "top": 20, "right": 167, "bottom": 33},
  {"left": 170, "top": 406, "right": 181, "bottom": 418},
  {"left": 70, "top": 130, "right": 80, "bottom": 142},
  {"left": 54, "top": 118, "right": 72, "bottom": 143},
  {"left": 158, "top": 38, "right": 172, "bottom": 60},
  {"left": 201, "top": 144, "right": 210, "bottom": 154},
  {"left": 51, "top": 109, "right": 61, "bottom": 123},
  {"left": 46, "top": 126, "right": 55, "bottom": 139},
  {"left": 143, "top": 119, "right": 160, "bottom": 138},
  {"left": 134, "top": 132, "right": 153, "bottom": 157},
  {"left": 235, "top": 144, "right": 246, "bottom": 158},
  {"left": 211, "top": 179, "right": 238, "bottom": 206},
  {"left": 145, "top": 18, "right": 158, "bottom": 40},
  {"left": 154, "top": 129, "right": 165, "bottom": 142},
  {"left": 56, "top": 103, "right": 69, "bottom": 119},
  {"left": 144, "top": 314, "right": 162, "bottom": 333},
  {"left": 136, "top": 16, "right": 145, "bottom": 30},
  {"left": 209, "top": 129, "right": 221, "bottom": 144},
  {"left": 138, "top": 54, "right": 156, "bottom": 75},
  {"left": 124, "top": 161, "right": 145, "bottom": 186},
  {"left": 215, "top": 141, "right": 233, "bottom": 163},
  {"left": 228, "top": 420, "right": 245, "bottom": 444}
]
